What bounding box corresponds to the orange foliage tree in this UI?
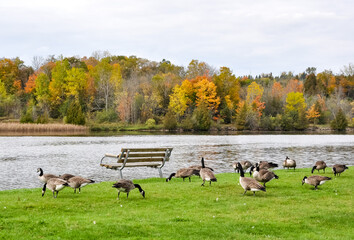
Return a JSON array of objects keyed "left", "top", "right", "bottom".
[
  {"left": 25, "top": 73, "right": 37, "bottom": 93},
  {"left": 306, "top": 104, "right": 320, "bottom": 123}
]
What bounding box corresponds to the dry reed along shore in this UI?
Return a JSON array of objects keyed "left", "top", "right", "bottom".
[{"left": 0, "top": 123, "right": 89, "bottom": 136}]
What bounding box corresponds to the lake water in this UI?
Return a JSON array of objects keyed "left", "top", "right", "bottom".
[{"left": 0, "top": 134, "right": 353, "bottom": 190}]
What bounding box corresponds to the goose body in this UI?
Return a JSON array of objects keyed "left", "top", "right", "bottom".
[
  {"left": 312, "top": 161, "right": 327, "bottom": 173},
  {"left": 302, "top": 175, "right": 331, "bottom": 190},
  {"left": 68, "top": 176, "right": 95, "bottom": 193},
  {"left": 283, "top": 156, "right": 296, "bottom": 170},
  {"left": 236, "top": 162, "right": 266, "bottom": 196},
  {"left": 188, "top": 165, "right": 214, "bottom": 176},
  {"left": 233, "top": 161, "right": 253, "bottom": 174},
  {"left": 43, "top": 178, "right": 69, "bottom": 198},
  {"left": 37, "top": 168, "right": 58, "bottom": 184},
  {"left": 200, "top": 158, "right": 217, "bottom": 186},
  {"left": 258, "top": 161, "right": 278, "bottom": 170},
  {"left": 166, "top": 168, "right": 199, "bottom": 182},
  {"left": 59, "top": 173, "right": 75, "bottom": 181},
  {"left": 252, "top": 164, "right": 279, "bottom": 187},
  {"left": 332, "top": 164, "right": 348, "bottom": 176},
  {"left": 112, "top": 179, "right": 145, "bottom": 199}
]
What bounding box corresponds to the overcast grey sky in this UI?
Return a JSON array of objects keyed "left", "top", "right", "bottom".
[{"left": 0, "top": 0, "right": 353, "bottom": 76}]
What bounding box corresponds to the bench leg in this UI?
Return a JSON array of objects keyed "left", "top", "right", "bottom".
[
  {"left": 158, "top": 168, "right": 163, "bottom": 178},
  {"left": 119, "top": 170, "right": 123, "bottom": 179}
]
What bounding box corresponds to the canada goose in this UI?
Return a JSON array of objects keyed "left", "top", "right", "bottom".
[
  {"left": 42, "top": 178, "right": 69, "bottom": 198},
  {"left": 236, "top": 162, "right": 266, "bottom": 196},
  {"left": 59, "top": 173, "right": 75, "bottom": 181},
  {"left": 232, "top": 161, "right": 253, "bottom": 174},
  {"left": 332, "top": 164, "right": 348, "bottom": 176},
  {"left": 302, "top": 175, "right": 331, "bottom": 190},
  {"left": 67, "top": 176, "right": 95, "bottom": 193},
  {"left": 166, "top": 168, "right": 200, "bottom": 182},
  {"left": 112, "top": 179, "right": 145, "bottom": 199},
  {"left": 283, "top": 156, "right": 296, "bottom": 171},
  {"left": 258, "top": 161, "right": 278, "bottom": 170},
  {"left": 200, "top": 157, "right": 217, "bottom": 186},
  {"left": 188, "top": 165, "right": 214, "bottom": 176},
  {"left": 37, "top": 168, "right": 58, "bottom": 184},
  {"left": 252, "top": 163, "right": 279, "bottom": 187},
  {"left": 311, "top": 161, "right": 327, "bottom": 173}
]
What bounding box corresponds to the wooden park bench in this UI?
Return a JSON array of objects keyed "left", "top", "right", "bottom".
[{"left": 100, "top": 148, "right": 173, "bottom": 179}]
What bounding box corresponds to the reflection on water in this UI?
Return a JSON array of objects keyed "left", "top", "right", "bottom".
[{"left": 0, "top": 134, "right": 353, "bottom": 190}]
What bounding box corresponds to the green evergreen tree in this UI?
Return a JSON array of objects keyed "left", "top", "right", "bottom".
[
  {"left": 235, "top": 103, "right": 248, "bottom": 130},
  {"left": 66, "top": 100, "right": 86, "bottom": 125},
  {"left": 294, "top": 108, "right": 308, "bottom": 130},
  {"left": 192, "top": 103, "right": 212, "bottom": 131},
  {"left": 330, "top": 109, "right": 348, "bottom": 131},
  {"left": 163, "top": 110, "right": 178, "bottom": 130}
]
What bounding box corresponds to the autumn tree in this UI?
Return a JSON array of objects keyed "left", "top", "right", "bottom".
[
  {"left": 168, "top": 80, "right": 194, "bottom": 118},
  {"left": 33, "top": 73, "right": 51, "bottom": 120},
  {"left": 0, "top": 58, "right": 19, "bottom": 94},
  {"left": 194, "top": 77, "right": 220, "bottom": 116},
  {"left": 304, "top": 73, "right": 325, "bottom": 96},
  {"left": 152, "top": 72, "right": 181, "bottom": 111},
  {"left": 91, "top": 59, "right": 122, "bottom": 112},
  {"left": 213, "top": 67, "right": 240, "bottom": 123},
  {"left": 282, "top": 92, "right": 308, "bottom": 130},
  {"left": 306, "top": 104, "right": 320, "bottom": 124},
  {"left": 49, "top": 60, "right": 71, "bottom": 117},
  {"left": 186, "top": 60, "right": 215, "bottom": 79},
  {"left": 25, "top": 73, "right": 37, "bottom": 94}
]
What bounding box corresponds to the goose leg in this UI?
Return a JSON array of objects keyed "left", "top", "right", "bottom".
[
  {"left": 209, "top": 181, "right": 211, "bottom": 186},
  {"left": 189, "top": 177, "right": 191, "bottom": 182},
  {"left": 117, "top": 191, "right": 120, "bottom": 200},
  {"left": 127, "top": 192, "right": 129, "bottom": 199},
  {"left": 243, "top": 190, "right": 247, "bottom": 195},
  {"left": 253, "top": 191, "right": 256, "bottom": 196},
  {"left": 201, "top": 180, "right": 205, "bottom": 186},
  {"left": 79, "top": 187, "right": 81, "bottom": 193},
  {"left": 42, "top": 184, "right": 46, "bottom": 197}
]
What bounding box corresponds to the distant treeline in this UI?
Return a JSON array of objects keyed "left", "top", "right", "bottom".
[{"left": 0, "top": 53, "right": 353, "bottom": 131}]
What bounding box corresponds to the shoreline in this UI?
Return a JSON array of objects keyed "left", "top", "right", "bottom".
[{"left": 0, "top": 122, "right": 353, "bottom": 136}]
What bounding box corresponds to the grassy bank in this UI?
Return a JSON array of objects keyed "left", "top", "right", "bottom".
[
  {"left": 0, "top": 123, "right": 89, "bottom": 135},
  {"left": 0, "top": 167, "right": 352, "bottom": 239}
]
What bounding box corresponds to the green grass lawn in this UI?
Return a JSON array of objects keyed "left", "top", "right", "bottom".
[{"left": 0, "top": 167, "right": 353, "bottom": 240}]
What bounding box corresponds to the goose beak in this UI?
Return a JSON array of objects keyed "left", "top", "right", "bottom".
[{"left": 141, "top": 191, "right": 145, "bottom": 198}]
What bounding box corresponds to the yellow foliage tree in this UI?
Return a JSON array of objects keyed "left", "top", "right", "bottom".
[
  {"left": 247, "top": 82, "right": 264, "bottom": 102},
  {"left": 65, "top": 67, "right": 87, "bottom": 99},
  {"left": 194, "top": 78, "right": 220, "bottom": 114},
  {"left": 285, "top": 92, "right": 306, "bottom": 112},
  {"left": 168, "top": 80, "right": 193, "bottom": 117}
]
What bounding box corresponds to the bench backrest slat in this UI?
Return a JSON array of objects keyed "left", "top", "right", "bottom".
[
  {"left": 120, "top": 153, "right": 167, "bottom": 158},
  {"left": 118, "top": 157, "right": 165, "bottom": 163},
  {"left": 121, "top": 148, "right": 173, "bottom": 152}
]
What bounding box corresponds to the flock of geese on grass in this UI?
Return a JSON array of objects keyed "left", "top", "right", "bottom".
[
  {"left": 165, "top": 157, "right": 349, "bottom": 196},
  {"left": 37, "top": 157, "right": 349, "bottom": 199}
]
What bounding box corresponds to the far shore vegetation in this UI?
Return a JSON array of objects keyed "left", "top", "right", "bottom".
[{"left": 0, "top": 55, "right": 353, "bottom": 133}]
